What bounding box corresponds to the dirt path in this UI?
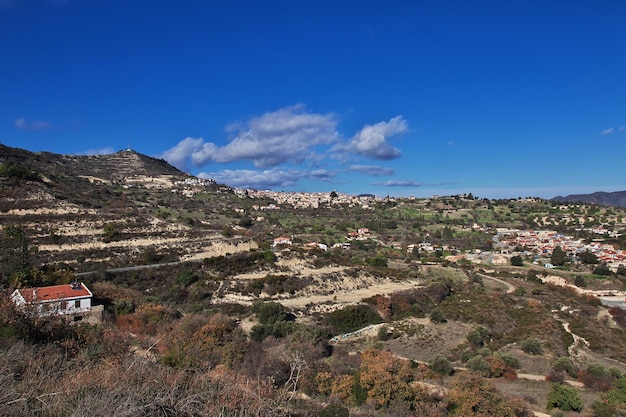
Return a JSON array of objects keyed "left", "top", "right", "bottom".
[
  {"left": 478, "top": 273, "right": 516, "bottom": 294},
  {"left": 278, "top": 278, "right": 423, "bottom": 311}
]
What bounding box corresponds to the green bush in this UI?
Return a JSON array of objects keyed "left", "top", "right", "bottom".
[
  {"left": 175, "top": 268, "right": 197, "bottom": 287},
  {"left": 328, "top": 304, "right": 382, "bottom": 334},
  {"left": 466, "top": 325, "right": 491, "bottom": 347},
  {"left": 546, "top": 383, "right": 583, "bottom": 412},
  {"left": 466, "top": 355, "right": 490, "bottom": 377},
  {"left": 520, "top": 337, "right": 543, "bottom": 355},
  {"left": 429, "top": 307, "right": 447, "bottom": 323},
  {"left": 510, "top": 255, "right": 524, "bottom": 266},
  {"left": 367, "top": 254, "right": 388, "bottom": 268},
  {"left": 113, "top": 299, "right": 136, "bottom": 316},
  {"left": 552, "top": 357, "right": 577, "bottom": 378},
  {"left": 429, "top": 354, "right": 454, "bottom": 377},
  {"left": 495, "top": 352, "right": 521, "bottom": 369},
  {"left": 317, "top": 404, "right": 349, "bottom": 417}
]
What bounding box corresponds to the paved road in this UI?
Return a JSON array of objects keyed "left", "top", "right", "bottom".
[
  {"left": 598, "top": 296, "right": 626, "bottom": 310},
  {"left": 74, "top": 260, "right": 184, "bottom": 276}
]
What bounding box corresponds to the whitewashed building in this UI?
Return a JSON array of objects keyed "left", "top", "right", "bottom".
[{"left": 11, "top": 282, "right": 93, "bottom": 318}]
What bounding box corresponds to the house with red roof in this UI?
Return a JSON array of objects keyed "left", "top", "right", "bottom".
[{"left": 11, "top": 282, "right": 93, "bottom": 318}]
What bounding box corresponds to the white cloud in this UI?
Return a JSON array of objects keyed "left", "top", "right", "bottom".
[
  {"left": 620, "top": 126, "right": 626, "bottom": 132},
  {"left": 161, "top": 137, "right": 204, "bottom": 170},
  {"left": 198, "top": 169, "right": 299, "bottom": 189},
  {"left": 375, "top": 180, "right": 424, "bottom": 187},
  {"left": 374, "top": 179, "right": 457, "bottom": 188},
  {"left": 344, "top": 116, "right": 406, "bottom": 160},
  {"left": 79, "top": 147, "right": 115, "bottom": 156},
  {"left": 198, "top": 167, "right": 337, "bottom": 189},
  {"left": 348, "top": 164, "right": 395, "bottom": 176},
  {"left": 601, "top": 127, "right": 615, "bottom": 135},
  {"left": 15, "top": 117, "right": 52, "bottom": 131},
  {"left": 163, "top": 105, "right": 339, "bottom": 170}
]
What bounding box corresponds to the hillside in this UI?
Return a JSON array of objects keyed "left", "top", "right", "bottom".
[
  {"left": 0, "top": 144, "right": 185, "bottom": 182},
  {"left": 552, "top": 190, "right": 626, "bottom": 208},
  {"left": 2, "top": 145, "right": 626, "bottom": 416},
  {"left": 0, "top": 145, "right": 253, "bottom": 273}
]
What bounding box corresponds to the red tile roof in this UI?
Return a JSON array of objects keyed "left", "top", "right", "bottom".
[{"left": 18, "top": 283, "right": 92, "bottom": 303}]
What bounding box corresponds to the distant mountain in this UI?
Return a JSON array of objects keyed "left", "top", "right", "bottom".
[
  {"left": 0, "top": 144, "right": 185, "bottom": 182},
  {"left": 551, "top": 190, "right": 626, "bottom": 208}
]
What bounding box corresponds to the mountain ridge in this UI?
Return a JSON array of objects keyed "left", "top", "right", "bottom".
[
  {"left": 0, "top": 144, "right": 186, "bottom": 183},
  {"left": 551, "top": 190, "right": 626, "bottom": 208}
]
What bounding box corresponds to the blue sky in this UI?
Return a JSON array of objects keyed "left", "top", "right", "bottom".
[{"left": 2, "top": 0, "right": 625, "bottom": 199}]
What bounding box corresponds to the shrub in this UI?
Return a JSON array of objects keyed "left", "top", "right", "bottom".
[
  {"left": 175, "top": 268, "right": 197, "bottom": 287},
  {"left": 113, "top": 299, "right": 135, "bottom": 316},
  {"left": 466, "top": 355, "right": 490, "bottom": 377},
  {"left": 510, "top": 255, "right": 524, "bottom": 267},
  {"left": 466, "top": 325, "right": 491, "bottom": 347},
  {"left": 593, "top": 264, "right": 611, "bottom": 276},
  {"left": 552, "top": 357, "right": 577, "bottom": 378},
  {"left": 573, "top": 275, "right": 586, "bottom": 288},
  {"left": 367, "top": 254, "right": 388, "bottom": 268},
  {"left": 513, "top": 287, "right": 527, "bottom": 296},
  {"left": 429, "top": 307, "right": 447, "bottom": 323},
  {"left": 318, "top": 403, "right": 349, "bottom": 417},
  {"left": 429, "top": 354, "right": 454, "bottom": 377},
  {"left": 495, "top": 352, "right": 521, "bottom": 369},
  {"left": 520, "top": 337, "right": 543, "bottom": 355},
  {"left": 546, "top": 383, "right": 583, "bottom": 412},
  {"left": 328, "top": 304, "right": 382, "bottom": 334}
]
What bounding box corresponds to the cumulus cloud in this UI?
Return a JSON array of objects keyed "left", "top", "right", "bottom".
[
  {"left": 344, "top": 116, "right": 406, "bottom": 160},
  {"left": 374, "top": 180, "right": 457, "bottom": 188},
  {"left": 375, "top": 180, "right": 424, "bottom": 187},
  {"left": 198, "top": 167, "right": 337, "bottom": 190},
  {"left": 79, "top": 147, "right": 115, "bottom": 156},
  {"left": 15, "top": 117, "right": 52, "bottom": 131},
  {"left": 348, "top": 165, "right": 395, "bottom": 176},
  {"left": 601, "top": 128, "right": 615, "bottom": 135},
  {"left": 198, "top": 169, "right": 298, "bottom": 189},
  {"left": 161, "top": 137, "right": 205, "bottom": 170},
  {"left": 162, "top": 105, "right": 339, "bottom": 170}
]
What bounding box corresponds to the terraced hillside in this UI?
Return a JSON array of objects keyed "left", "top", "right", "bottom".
[{"left": 0, "top": 145, "right": 256, "bottom": 275}]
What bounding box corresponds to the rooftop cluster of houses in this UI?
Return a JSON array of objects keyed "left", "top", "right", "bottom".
[
  {"left": 497, "top": 229, "right": 626, "bottom": 271},
  {"left": 271, "top": 228, "right": 371, "bottom": 251},
  {"left": 242, "top": 189, "right": 379, "bottom": 209},
  {"left": 174, "top": 177, "right": 216, "bottom": 187}
]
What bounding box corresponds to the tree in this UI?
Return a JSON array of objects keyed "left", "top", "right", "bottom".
[
  {"left": 546, "top": 383, "right": 584, "bottom": 412},
  {"left": 574, "top": 275, "right": 586, "bottom": 288},
  {"left": 593, "top": 263, "right": 612, "bottom": 276},
  {"left": 3, "top": 225, "right": 32, "bottom": 287},
  {"left": 579, "top": 250, "right": 599, "bottom": 264},
  {"left": 551, "top": 246, "right": 566, "bottom": 266},
  {"left": 430, "top": 307, "right": 447, "bottom": 324},
  {"left": 520, "top": 337, "right": 543, "bottom": 355},
  {"left": 447, "top": 372, "right": 529, "bottom": 416},
  {"left": 552, "top": 357, "right": 577, "bottom": 378},
  {"left": 466, "top": 325, "right": 491, "bottom": 347},
  {"left": 510, "top": 255, "right": 524, "bottom": 267},
  {"left": 367, "top": 254, "right": 388, "bottom": 268},
  {"left": 429, "top": 354, "right": 454, "bottom": 377}
]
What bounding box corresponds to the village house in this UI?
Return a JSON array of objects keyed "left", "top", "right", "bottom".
[
  {"left": 272, "top": 236, "right": 293, "bottom": 247},
  {"left": 11, "top": 282, "right": 94, "bottom": 320}
]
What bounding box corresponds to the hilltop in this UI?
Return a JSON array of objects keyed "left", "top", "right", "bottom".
[{"left": 0, "top": 144, "right": 185, "bottom": 182}]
